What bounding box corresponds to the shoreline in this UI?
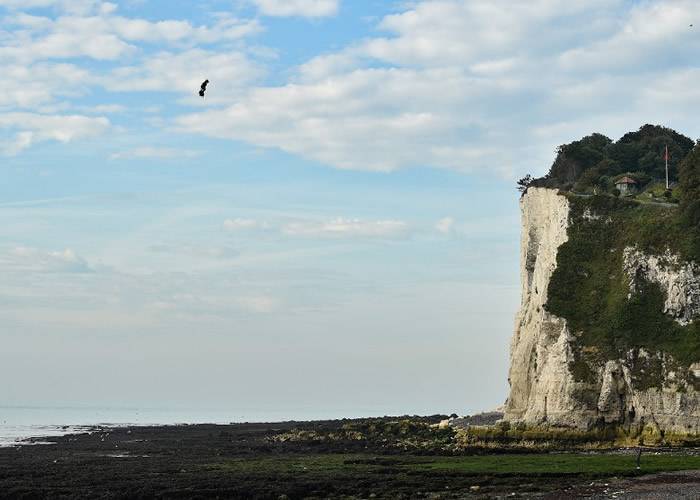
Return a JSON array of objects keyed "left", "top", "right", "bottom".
[{"left": 2, "top": 417, "right": 700, "bottom": 498}]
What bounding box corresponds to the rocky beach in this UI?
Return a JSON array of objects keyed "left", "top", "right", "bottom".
[{"left": 2, "top": 416, "right": 700, "bottom": 498}]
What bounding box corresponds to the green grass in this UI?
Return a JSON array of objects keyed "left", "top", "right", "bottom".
[
  {"left": 417, "top": 453, "right": 700, "bottom": 475},
  {"left": 207, "top": 454, "right": 363, "bottom": 474},
  {"left": 207, "top": 453, "right": 700, "bottom": 477}
]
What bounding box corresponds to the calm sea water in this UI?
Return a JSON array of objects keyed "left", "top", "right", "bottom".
[{"left": 0, "top": 406, "right": 354, "bottom": 447}]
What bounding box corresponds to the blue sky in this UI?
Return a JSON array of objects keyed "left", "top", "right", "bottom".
[{"left": 1, "top": 0, "right": 699, "bottom": 419}]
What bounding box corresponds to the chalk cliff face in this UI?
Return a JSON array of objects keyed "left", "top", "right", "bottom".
[
  {"left": 623, "top": 248, "right": 700, "bottom": 326},
  {"left": 504, "top": 187, "right": 700, "bottom": 434}
]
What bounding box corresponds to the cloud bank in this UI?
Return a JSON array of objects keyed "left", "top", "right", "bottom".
[{"left": 3, "top": 1, "right": 700, "bottom": 175}]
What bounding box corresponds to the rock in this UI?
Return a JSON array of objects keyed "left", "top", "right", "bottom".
[
  {"left": 504, "top": 188, "right": 700, "bottom": 434},
  {"left": 449, "top": 412, "right": 503, "bottom": 428},
  {"left": 623, "top": 247, "right": 700, "bottom": 325},
  {"left": 504, "top": 188, "right": 588, "bottom": 427}
]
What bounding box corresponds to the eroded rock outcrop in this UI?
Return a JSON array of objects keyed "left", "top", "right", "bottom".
[
  {"left": 623, "top": 247, "right": 700, "bottom": 325},
  {"left": 504, "top": 188, "right": 700, "bottom": 434}
]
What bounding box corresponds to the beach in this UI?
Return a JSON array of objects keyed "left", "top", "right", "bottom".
[{"left": 2, "top": 416, "right": 700, "bottom": 498}]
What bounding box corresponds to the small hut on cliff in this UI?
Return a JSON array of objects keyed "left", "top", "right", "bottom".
[{"left": 615, "top": 176, "right": 638, "bottom": 195}]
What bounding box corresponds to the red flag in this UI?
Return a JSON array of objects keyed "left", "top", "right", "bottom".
[{"left": 664, "top": 145, "right": 669, "bottom": 162}]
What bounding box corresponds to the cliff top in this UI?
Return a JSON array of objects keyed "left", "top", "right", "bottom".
[{"left": 525, "top": 125, "right": 695, "bottom": 197}]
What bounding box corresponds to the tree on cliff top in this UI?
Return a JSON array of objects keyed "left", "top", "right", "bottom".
[
  {"left": 546, "top": 133, "right": 612, "bottom": 187},
  {"left": 516, "top": 174, "right": 534, "bottom": 195},
  {"left": 608, "top": 124, "right": 694, "bottom": 181},
  {"left": 679, "top": 141, "right": 700, "bottom": 228},
  {"left": 533, "top": 125, "right": 694, "bottom": 191}
]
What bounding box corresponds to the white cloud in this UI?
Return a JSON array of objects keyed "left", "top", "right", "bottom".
[
  {"left": 435, "top": 217, "right": 454, "bottom": 234},
  {"left": 0, "top": 63, "right": 89, "bottom": 109},
  {"left": 175, "top": 0, "right": 700, "bottom": 177},
  {"left": 109, "top": 147, "right": 200, "bottom": 160},
  {"left": 252, "top": 0, "right": 339, "bottom": 18},
  {"left": 108, "top": 13, "right": 261, "bottom": 43},
  {"left": 181, "top": 1, "right": 583, "bottom": 173},
  {"left": 559, "top": 0, "right": 700, "bottom": 73},
  {"left": 177, "top": 66, "right": 506, "bottom": 173},
  {"left": 361, "top": 0, "right": 620, "bottom": 67},
  {"left": 0, "top": 9, "right": 261, "bottom": 63},
  {"left": 104, "top": 49, "right": 263, "bottom": 99},
  {"left": 223, "top": 216, "right": 408, "bottom": 239},
  {"left": 4, "top": 246, "right": 92, "bottom": 273},
  {"left": 4, "top": 0, "right": 700, "bottom": 172},
  {"left": 0, "top": 3, "right": 264, "bottom": 156},
  {"left": 0, "top": 18, "right": 134, "bottom": 62},
  {"left": 0, "top": 0, "right": 55, "bottom": 6},
  {"left": 86, "top": 104, "right": 126, "bottom": 114},
  {"left": 283, "top": 217, "right": 408, "bottom": 238},
  {"left": 0, "top": 0, "right": 101, "bottom": 14},
  {"left": 149, "top": 244, "right": 239, "bottom": 260},
  {"left": 296, "top": 51, "right": 360, "bottom": 82},
  {"left": 223, "top": 218, "right": 260, "bottom": 231},
  {"left": 0, "top": 112, "right": 110, "bottom": 154}
]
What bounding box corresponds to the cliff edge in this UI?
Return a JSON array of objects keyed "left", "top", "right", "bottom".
[{"left": 505, "top": 187, "right": 700, "bottom": 435}]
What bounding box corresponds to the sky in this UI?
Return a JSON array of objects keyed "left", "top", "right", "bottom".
[{"left": 1, "top": 0, "right": 700, "bottom": 420}]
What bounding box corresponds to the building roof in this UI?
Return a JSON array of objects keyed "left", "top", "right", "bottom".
[{"left": 615, "top": 176, "right": 637, "bottom": 185}]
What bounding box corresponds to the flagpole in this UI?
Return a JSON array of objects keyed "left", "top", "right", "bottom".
[{"left": 666, "top": 145, "right": 669, "bottom": 190}]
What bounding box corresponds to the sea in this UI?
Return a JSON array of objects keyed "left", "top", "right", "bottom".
[{"left": 0, "top": 406, "right": 352, "bottom": 447}]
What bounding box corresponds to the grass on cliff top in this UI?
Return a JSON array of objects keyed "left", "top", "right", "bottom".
[
  {"left": 546, "top": 194, "right": 700, "bottom": 386},
  {"left": 207, "top": 452, "right": 700, "bottom": 476}
]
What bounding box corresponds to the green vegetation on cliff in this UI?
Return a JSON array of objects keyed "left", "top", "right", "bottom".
[
  {"left": 679, "top": 142, "right": 700, "bottom": 229},
  {"left": 538, "top": 125, "right": 700, "bottom": 390},
  {"left": 545, "top": 195, "right": 700, "bottom": 388}
]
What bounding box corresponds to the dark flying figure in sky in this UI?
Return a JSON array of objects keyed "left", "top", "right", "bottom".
[{"left": 199, "top": 79, "right": 209, "bottom": 98}]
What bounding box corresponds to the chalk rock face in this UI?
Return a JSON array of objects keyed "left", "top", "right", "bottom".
[
  {"left": 504, "top": 188, "right": 700, "bottom": 433},
  {"left": 504, "top": 188, "right": 592, "bottom": 427},
  {"left": 623, "top": 247, "right": 700, "bottom": 325}
]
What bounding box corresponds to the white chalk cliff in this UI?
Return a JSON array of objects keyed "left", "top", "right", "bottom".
[{"left": 504, "top": 187, "right": 700, "bottom": 434}]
